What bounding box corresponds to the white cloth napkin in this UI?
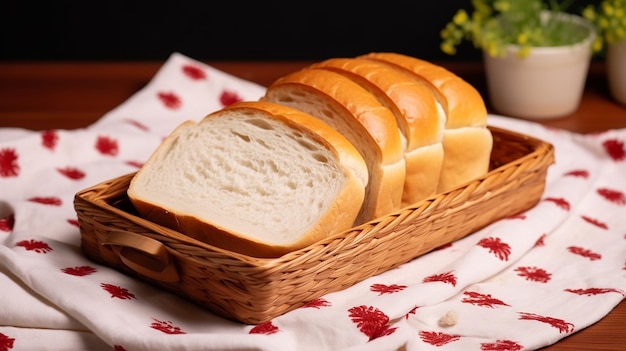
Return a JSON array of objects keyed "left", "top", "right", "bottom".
[{"left": 1, "top": 52, "right": 624, "bottom": 351}]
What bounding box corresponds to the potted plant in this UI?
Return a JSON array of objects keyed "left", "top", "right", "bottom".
[
  {"left": 583, "top": 0, "right": 626, "bottom": 105},
  {"left": 440, "top": 0, "right": 597, "bottom": 119}
]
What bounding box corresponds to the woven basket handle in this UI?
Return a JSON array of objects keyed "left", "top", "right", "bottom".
[{"left": 102, "top": 231, "right": 180, "bottom": 283}]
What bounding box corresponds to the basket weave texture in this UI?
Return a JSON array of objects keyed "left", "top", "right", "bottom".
[{"left": 74, "top": 126, "right": 554, "bottom": 324}]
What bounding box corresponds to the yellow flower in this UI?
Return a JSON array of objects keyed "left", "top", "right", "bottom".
[
  {"left": 453, "top": 10, "right": 468, "bottom": 25},
  {"left": 441, "top": 42, "right": 457, "bottom": 55},
  {"left": 517, "top": 32, "right": 528, "bottom": 44}
]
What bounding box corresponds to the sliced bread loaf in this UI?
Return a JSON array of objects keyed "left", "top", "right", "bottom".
[
  {"left": 310, "top": 57, "right": 446, "bottom": 205},
  {"left": 359, "top": 52, "right": 493, "bottom": 193},
  {"left": 127, "top": 101, "right": 368, "bottom": 258},
  {"left": 261, "top": 68, "right": 406, "bottom": 224}
]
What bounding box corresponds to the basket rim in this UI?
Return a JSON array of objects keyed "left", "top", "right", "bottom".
[{"left": 75, "top": 125, "right": 554, "bottom": 266}]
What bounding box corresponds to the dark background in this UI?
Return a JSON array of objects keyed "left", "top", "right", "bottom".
[{"left": 1, "top": 0, "right": 599, "bottom": 63}]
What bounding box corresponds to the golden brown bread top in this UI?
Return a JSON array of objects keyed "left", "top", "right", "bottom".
[
  {"left": 266, "top": 67, "right": 404, "bottom": 166},
  {"left": 359, "top": 52, "right": 488, "bottom": 130},
  {"left": 310, "top": 57, "right": 444, "bottom": 149}
]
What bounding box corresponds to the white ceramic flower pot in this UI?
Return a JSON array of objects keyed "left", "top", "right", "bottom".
[
  {"left": 606, "top": 39, "right": 626, "bottom": 106},
  {"left": 483, "top": 13, "right": 596, "bottom": 120}
]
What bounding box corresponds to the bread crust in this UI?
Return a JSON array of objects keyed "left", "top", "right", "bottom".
[
  {"left": 128, "top": 101, "right": 368, "bottom": 258},
  {"left": 263, "top": 68, "right": 406, "bottom": 222},
  {"left": 310, "top": 57, "right": 445, "bottom": 204},
  {"left": 359, "top": 52, "right": 493, "bottom": 193}
]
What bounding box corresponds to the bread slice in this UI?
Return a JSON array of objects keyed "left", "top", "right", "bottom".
[
  {"left": 127, "top": 101, "right": 368, "bottom": 258},
  {"left": 359, "top": 52, "right": 493, "bottom": 193},
  {"left": 261, "top": 68, "right": 406, "bottom": 224},
  {"left": 310, "top": 57, "right": 446, "bottom": 205}
]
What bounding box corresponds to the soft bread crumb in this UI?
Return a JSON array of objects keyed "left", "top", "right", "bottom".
[{"left": 438, "top": 310, "right": 457, "bottom": 327}]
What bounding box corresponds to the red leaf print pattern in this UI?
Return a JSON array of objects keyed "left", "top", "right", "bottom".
[
  {"left": 0, "top": 332, "right": 15, "bottom": 351},
  {"left": 62, "top": 266, "right": 97, "bottom": 276},
  {"left": 0, "top": 214, "right": 14, "bottom": 232},
  {"left": 28, "top": 196, "right": 62, "bottom": 206},
  {"left": 57, "top": 166, "right": 85, "bottom": 180},
  {"left": 249, "top": 321, "right": 280, "bottom": 335},
  {"left": 182, "top": 64, "right": 206, "bottom": 80},
  {"left": 95, "top": 135, "right": 119, "bottom": 156},
  {"left": 597, "top": 188, "right": 626, "bottom": 205},
  {"left": 150, "top": 319, "right": 185, "bottom": 334},
  {"left": 514, "top": 266, "right": 551, "bottom": 283},
  {"left": 405, "top": 306, "right": 419, "bottom": 319},
  {"left": 0, "top": 148, "right": 19, "bottom": 177},
  {"left": 480, "top": 339, "right": 523, "bottom": 351},
  {"left": 101, "top": 283, "right": 136, "bottom": 300},
  {"left": 125, "top": 160, "right": 144, "bottom": 168},
  {"left": 348, "top": 305, "right": 397, "bottom": 341},
  {"left": 567, "top": 246, "right": 601, "bottom": 260},
  {"left": 477, "top": 237, "right": 511, "bottom": 261},
  {"left": 544, "top": 197, "right": 570, "bottom": 211},
  {"left": 581, "top": 215, "right": 608, "bottom": 230},
  {"left": 419, "top": 330, "right": 460, "bottom": 346},
  {"left": 114, "top": 345, "right": 127, "bottom": 351},
  {"left": 507, "top": 213, "right": 526, "bottom": 220},
  {"left": 157, "top": 91, "right": 182, "bottom": 110},
  {"left": 67, "top": 218, "right": 79, "bottom": 227},
  {"left": 518, "top": 312, "right": 575, "bottom": 333},
  {"left": 124, "top": 119, "right": 149, "bottom": 131},
  {"left": 220, "top": 90, "right": 242, "bottom": 106},
  {"left": 564, "top": 287, "right": 625, "bottom": 296},
  {"left": 563, "top": 169, "right": 589, "bottom": 178},
  {"left": 461, "top": 291, "right": 510, "bottom": 308},
  {"left": 423, "top": 271, "right": 457, "bottom": 287},
  {"left": 534, "top": 234, "right": 546, "bottom": 247},
  {"left": 41, "top": 130, "right": 58, "bottom": 150},
  {"left": 603, "top": 138, "right": 625, "bottom": 161},
  {"left": 16, "top": 239, "right": 52, "bottom": 253},
  {"left": 370, "top": 283, "right": 407, "bottom": 295},
  {"left": 302, "top": 298, "right": 331, "bottom": 309}
]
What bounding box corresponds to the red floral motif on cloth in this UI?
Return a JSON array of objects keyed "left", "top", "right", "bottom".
[
  {"left": 544, "top": 197, "right": 571, "bottom": 211},
  {"left": 514, "top": 266, "right": 552, "bottom": 283},
  {"left": 370, "top": 283, "right": 407, "bottom": 295},
  {"left": 57, "top": 166, "right": 85, "bottom": 180},
  {"left": 518, "top": 312, "right": 575, "bottom": 333},
  {"left": 461, "top": 291, "right": 510, "bottom": 308},
  {"left": 423, "top": 271, "right": 457, "bottom": 286},
  {"left": 100, "top": 283, "right": 136, "bottom": 300},
  {"left": 597, "top": 188, "right": 626, "bottom": 205},
  {"left": 182, "top": 64, "right": 207, "bottom": 80},
  {"left": 220, "top": 90, "right": 243, "bottom": 106},
  {"left": 418, "top": 330, "right": 460, "bottom": 346},
  {"left": 41, "top": 130, "right": 58, "bottom": 150},
  {"left": 150, "top": 319, "right": 185, "bottom": 334},
  {"left": 302, "top": 298, "right": 331, "bottom": 309},
  {"left": 16, "top": 239, "right": 52, "bottom": 253},
  {"left": 95, "top": 135, "right": 119, "bottom": 156},
  {"left": 27, "top": 196, "right": 62, "bottom": 206},
  {"left": 0, "top": 214, "right": 14, "bottom": 232},
  {"left": 249, "top": 321, "right": 280, "bottom": 335},
  {"left": 563, "top": 169, "right": 589, "bottom": 178},
  {"left": 534, "top": 234, "right": 547, "bottom": 247},
  {"left": 157, "top": 91, "right": 182, "bottom": 110},
  {"left": 0, "top": 148, "right": 19, "bottom": 177},
  {"left": 477, "top": 237, "right": 512, "bottom": 261},
  {"left": 61, "top": 266, "right": 97, "bottom": 276},
  {"left": 603, "top": 138, "right": 625, "bottom": 161},
  {"left": 581, "top": 215, "right": 609, "bottom": 230},
  {"left": 0, "top": 332, "right": 15, "bottom": 351},
  {"left": 564, "top": 287, "right": 625, "bottom": 296},
  {"left": 124, "top": 119, "right": 150, "bottom": 131},
  {"left": 348, "top": 305, "right": 397, "bottom": 341},
  {"left": 567, "top": 246, "right": 602, "bottom": 260},
  {"left": 480, "top": 339, "right": 523, "bottom": 351}
]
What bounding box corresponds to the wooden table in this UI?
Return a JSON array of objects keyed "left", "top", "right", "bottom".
[{"left": 1, "top": 60, "right": 624, "bottom": 350}]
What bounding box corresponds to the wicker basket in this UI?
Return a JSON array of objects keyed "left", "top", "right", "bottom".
[{"left": 74, "top": 126, "right": 554, "bottom": 324}]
